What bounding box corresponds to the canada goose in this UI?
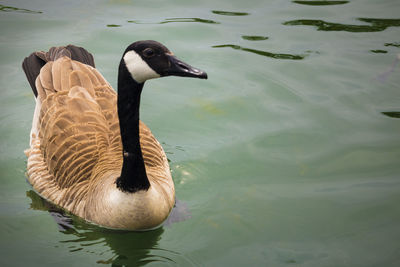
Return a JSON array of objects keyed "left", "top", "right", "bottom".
[{"left": 22, "top": 41, "right": 207, "bottom": 230}]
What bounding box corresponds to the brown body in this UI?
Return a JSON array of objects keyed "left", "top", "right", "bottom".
[{"left": 25, "top": 56, "right": 175, "bottom": 229}]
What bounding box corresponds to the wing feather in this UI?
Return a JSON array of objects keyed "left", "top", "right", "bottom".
[{"left": 33, "top": 57, "right": 118, "bottom": 193}]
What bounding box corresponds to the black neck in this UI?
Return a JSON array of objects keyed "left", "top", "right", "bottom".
[{"left": 115, "top": 59, "right": 150, "bottom": 193}]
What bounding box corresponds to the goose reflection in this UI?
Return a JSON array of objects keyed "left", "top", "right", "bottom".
[{"left": 26, "top": 190, "right": 181, "bottom": 266}]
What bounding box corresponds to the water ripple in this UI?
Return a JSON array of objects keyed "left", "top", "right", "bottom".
[
  {"left": 242, "top": 35, "right": 269, "bottom": 41},
  {"left": 370, "top": 50, "right": 387, "bottom": 54},
  {"left": 385, "top": 42, "right": 400, "bottom": 48},
  {"left": 293, "top": 1, "right": 349, "bottom": 6},
  {"left": 382, "top": 112, "right": 400, "bottom": 119},
  {"left": 106, "top": 24, "right": 121, "bottom": 27},
  {"left": 375, "top": 54, "right": 400, "bottom": 82},
  {"left": 0, "top": 4, "right": 42, "bottom": 14},
  {"left": 213, "top": 44, "right": 306, "bottom": 60},
  {"left": 128, "top": 18, "right": 219, "bottom": 24},
  {"left": 283, "top": 18, "right": 400, "bottom": 32},
  {"left": 211, "top": 10, "right": 250, "bottom": 16}
]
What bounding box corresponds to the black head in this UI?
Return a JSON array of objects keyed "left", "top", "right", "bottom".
[{"left": 122, "top": 40, "right": 207, "bottom": 83}]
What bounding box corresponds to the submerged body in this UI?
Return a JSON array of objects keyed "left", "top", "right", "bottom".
[{"left": 23, "top": 42, "right": 206, "bottom": 230}]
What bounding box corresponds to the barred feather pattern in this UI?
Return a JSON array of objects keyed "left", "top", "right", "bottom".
[{"left": 25, "top": 57, "right": 174, "bottom": 224}]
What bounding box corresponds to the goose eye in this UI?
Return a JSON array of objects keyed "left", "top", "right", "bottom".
[{"left": 143, "top": 48, "right": 155, "bottom": 58}]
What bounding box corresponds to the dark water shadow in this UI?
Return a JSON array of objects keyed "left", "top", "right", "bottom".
[
  {"left": 283, "top": 18, "right": 400, "bottom": 32},
  {"left": 293, "top": 1, "right": 349, "bottom": 6},
  {"left": 213, "top": 44, "right": 306, "bottom": 60},
  {"left": 0, "top": 4, "right": 42, "bottom": 14},
  {"left": 382, "top": 112, "right": 400, "bottom": 118},
  {"left": 211, "top": 10, "right": 249, "bottom": 16},
  {"left": 26, "top": 190, "right": 190, "bottom": 266},
  {"left": 128, "top": 18, "right": 220, "bottom": 24},
  {"left": 242, "top": 35, "right": 269, "bottom": 41}
]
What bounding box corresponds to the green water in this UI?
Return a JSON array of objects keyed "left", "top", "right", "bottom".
[{"left": 1, "top": 0, "right": 400, "bottom": 266}]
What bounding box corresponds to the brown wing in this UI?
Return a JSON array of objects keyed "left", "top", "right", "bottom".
[{"left": 34, "top": 57, "right": 121, "bottom": 192}]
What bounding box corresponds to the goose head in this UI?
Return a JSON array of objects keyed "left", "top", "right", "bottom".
[{"left": 122, "top": 40, "right": 207, "bottom": 84}]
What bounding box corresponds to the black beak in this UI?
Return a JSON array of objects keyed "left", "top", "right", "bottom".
[{"left": 164, "top": 55, "right": 208, "bottom": 79}]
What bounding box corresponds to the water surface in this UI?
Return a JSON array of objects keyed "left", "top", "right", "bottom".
[{"left": 1, "top": 0, "right": 400, "bottom": 266}]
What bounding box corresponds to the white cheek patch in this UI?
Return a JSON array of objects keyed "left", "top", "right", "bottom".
[{"left": 123, "top": 50, "right": 160, "bottom": 83}]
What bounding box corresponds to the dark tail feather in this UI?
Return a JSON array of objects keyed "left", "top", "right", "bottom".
[
  {"left": 22, "top": 45, "right": 95, "bottom": 97},
  {"left": 22, "top": 53, "right": 45, "bottom": 97},
  {"left": 65, "top": 45, "right": 95, "bottom": 68}
]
